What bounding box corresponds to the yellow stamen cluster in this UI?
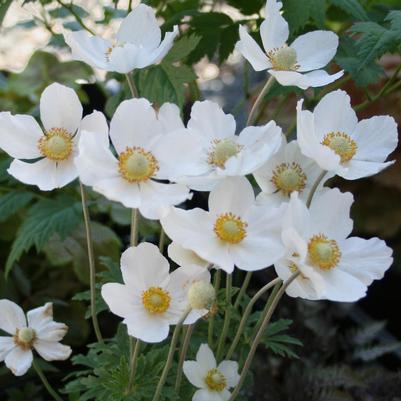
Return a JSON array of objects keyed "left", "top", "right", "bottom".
[
  {"left": 204, "top": 368, "right": 227, "bottom": 392},
  {"left": 38, "top": 128, "right": 73, "bottom": 161},
  {"left": 208, "top": 138, "right": 242, "bottom": 168},
  {"left": 271, "top": 162, "right": 307, "bottom": 195},
  {"left": 13, "top": 327, "right": 36, "bottom": 351},
  {"left": 118, "top": 147, "right": 159, "bottom": 183},
  {"left": 321, "top": 132, "right": 357, "bottom": 163},
  {"left": 308, "top": 234, "right": 341, "bottom": 270},
  {"left": 142, "top": 287, "right": 171, "bottom": 314},
  {"left": 214, "top": 212, "right": 248, "bottom": 244},
  {"left": 267, "top": 46, "right": 299, "bottom": 71}
]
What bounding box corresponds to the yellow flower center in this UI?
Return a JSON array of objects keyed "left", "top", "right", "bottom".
[
  {"left": 142, "top": 287, "right": 171, "bottom": 314},
  {"left": 204, "top": 368, "right": 227, "bottom": 392},
  {"left": 14, "top": 327, "right": 36, "bottom": 350},
  {"left": 267, "top": 46, "right": 299, "bottom": 71},
  {"left": 118, "top": 147, "right": 159, "bottom": 183},
  {"left": 38, "top": 128, "right": 73, "bottom": 161},
  {"left": 308, "top": 234, "right": 341, "bottom": 270},
  {"left": 214, "top": 212, "right": 247, "bottom": 244},
  {"left": 321, "top": 132, "right": 357, "bottom": 163},
  {"left": 271, "top": 162, "right": 307, "bottom": 195},
  {"left": 208, "top": 139, "right": 242, "bottom": 168}
]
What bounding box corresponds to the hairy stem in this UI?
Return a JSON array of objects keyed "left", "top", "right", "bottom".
[
  {"left": 208, "top": 269, "right": 221, "bottom": 347},
  {"left": 175, "top": 324, "right": 195, "bottom": 393},
  {"left": 33, "top": 359, "right": 64, "bottom": 401},
  {"left": 233, "top": 272, "right": 252, "bottom": 310},
  {"left": 125, "top": 73, "right": 139, "bottom": 98},
  {"left": 306, "top": 171, "right": 327, "bottom": 208},
  {"left": 126, "top": 339, "right": 141, "bottom": 394},
  {"left": 247, "top": 76, "right": 275, "bottom": 126}
]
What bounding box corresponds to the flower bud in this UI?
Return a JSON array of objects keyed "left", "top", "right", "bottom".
[{"left": 188, "top": 281, "right": 215, "bottom": 310}]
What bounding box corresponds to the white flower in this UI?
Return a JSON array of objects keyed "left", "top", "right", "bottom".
[
  {"left": 297, "top": 90, "right": 398, "bottom": 180},
  {"left": 0, "top": 300, "right": 71, "bottom": 376},
  {"left": 101, "top": 242, "right": 210, "bottom": 343},
  {"left": 173, "top": 100, "right": 283, "bottom": 191},
  {"left": 168, "top": 242, "right": 210, "bottom": 269},
  {"left": 275, "top": 189, "right": 393, "bottom": 302},
  {"left": 0, "top": 83, "right": 95, "bottom": 191},
  {"left": 64, "top": 4, "right": 178, "bottom": 73},
  {"left": 254, "top": 138, "right": 325, "bottom": 206},
  {"left": 75, "top": 98, "right": 191, "bottom": 220},
  {"left": 161, "top": 176, "right": 285, "bottom": 273},
  {"left": 183, "top": 343, "right": 239, "bottom": 401},
  {"left": 235, "top": 0, "right": 343, "bottom": 89}
]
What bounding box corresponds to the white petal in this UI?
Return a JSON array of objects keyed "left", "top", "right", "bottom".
[
  {"left": 40, "top": 83, "right": 83, "bottom": 134},
  {"left": 352, "top": 116, "right": 398, "bottom": 162},
  {"left": 282, "top": 192, "right": 310, "bottom": 239},
  {"left": 34, "top": 340, "right": 71, "bottom": 361},
  {"left": 0, "top": 299, "right": 26, "bottom": 334},
  {"left": 0, "top": 337, "right": 15, "bottom": 362},
  {"left": 281, "top": 227, "right": 309, "bottom": 261},
  {"left": 168, "top": 242, "right": 209, "bottom": 268},
  {"left": 53, "top": 158, "right": 79, "bottom": 188},
  {"left": 208, "top": 176, "right": 255, "bottom": 216},
  {"left": 291, "top": 31, "right": 339, "bottom": 72},
  {"left": 188, "top": 100, "right": 236, "bottom": 141},
  {"left": 340, "top": 159, "right": 394, "bottom": 180},
  {"left": 0, "top": 113, "right": 42, "bottom": 159},
  {"left": 124, "top": 311, "right": 170, "bottom": 343},
  {"left": 27, "top": 303, "right": 54, "bottom": 332},
  {"left": 78, "top": 110, "right": 109, "bottom": 147},
  {"left": 142, "top": 26, "right": 179, "bottom": 66},
  {"left": 120, "top": 243, "right": 170, "bottom": 291},
  {"left": 193, "top": 389, "right": 224, "bottom": 401},
  {"left": 260, "top": 1, "right": 289, "bottom": 52},
  {"left": 183, "top": 360, "right": 206, "bottom": 388},
  {"left": 236, "top": 26, "right": 271, "bottom": 71},
  {"left": 101, "top": 283, "right": 136, "bottom": 319},
  {"left": 196, "top": 344, "right": 216, "bottom": 370},
  {"left": 269, "top": 69, "right": 343, "bottom": 89},
  {"left": 116, "top": 4, "right": 161, "bottom": 49},
  {"left": 5, "top": 347, "right": 33, "bottom": 376},
  {"left": 158, "top": 103, "right": 185, "bottom": 133},
  {"left": 108, "top": 43, "right": 142, "bottom": 73},
  {"left": 218, "top": 361, "right": 240, "bottom": 388},
  {"left": 109, "top": 98, "right": 161, "bottom": 153}
]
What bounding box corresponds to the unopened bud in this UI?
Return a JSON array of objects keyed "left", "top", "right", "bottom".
[{"left": 188, "top": 281, "right": 215, "bottom": 310}]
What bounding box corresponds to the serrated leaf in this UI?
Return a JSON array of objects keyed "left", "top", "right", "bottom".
[
  {"left": 164, "top": 34, "right": 201, "bottom": 63},
  {"left": 354, "top": 342, "right": 401, "bottom": 361},
  {"left": 329, "top": 0, "right": 369, "bottom": 21},
  {"left": 0, "top": 191, "right": 34, "bottom": 222}
]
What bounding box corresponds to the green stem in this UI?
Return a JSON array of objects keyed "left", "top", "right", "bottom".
[
  {"left": 226, "top": 277, "right": 281, "bottom": 360},
  {"left": 247, "top": 76, "right": 275, "bottom": 126},
  {"left": 216, "top": 274, "right": 232, "bottom": 361},
  {"left": 126, "top": 73, "right": 139, "bottom": 98},
  {"left": 233, "top": 272, "right": 252, "bottom": 310},
  {"left": 306, "top": 171, "right": 327, "bottom": 208},
  {"left": 175, "top": 323, "right": 195, "bottom": 394},
  {"left": 126, "top": 339, "right": 141, "bottom": 394},
  {"left": 159, "top": 227, "right": 166, "bottom": 253},
  {"left": 33, "top": 360, "right": 64, "bottom": 401},
  {"left": 79, "top": 182, "right": 103, "bottom": 343},
  {"left": 55, "top": 0, "right": 95, "bottom": 34},
  {"left": 208, "top": 269, "right": 221, "bottom": 347},
  {"left": 152, "top": 309, "right": 191, "bottom": 401},
  {"left": 228, "top": 272, "right": 300, "bottom": 401},
  {"left": 131, "top": 208, "right": 139, "bottom": 246}
]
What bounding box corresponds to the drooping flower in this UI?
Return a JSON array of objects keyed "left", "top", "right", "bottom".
[
  {"left": 297, "top": 90, "right": 398, "bottom": 180},
  {"left": 172, "top": 100, "right": 283, "bottom": 191},
  {"left": 0, "top": 83, "right": 95, "bottom": 191},
  {"left": 254, "top": 138, "right": 325, "bottom": 206},
  {"left": 235, "top": 0, "right": 343, "bottom": 89},
  {"left": 161, "top": 176, "right": 285, "bottom": 273},
  {"left": 275, "top": 189, "right": 393, "bottom": 302},
  {"left": 101, "top": 242, "right": 211, "bottom": 343},
  {"left": 168, "top": 242, "right": 210, "bottom": 269},
  {"left": 183, "top": 343, "right": 240, "bottom": 401},
  {"left": 0, "top": 300, "right": 71, "bottom": 376},
  {"left": 75, "top": 98, "right": 191, "bottom": 220},
  {"left": 64, "top": 4, "right": 178, "bottom": 73}
]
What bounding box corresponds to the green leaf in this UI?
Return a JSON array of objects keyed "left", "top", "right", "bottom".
[
  {"left": 163, "top": 34, "right": 202, "bottom": 63},
  {"left": 226, "top": 0, "right": 264, "bottom": 15},
  {"left": 5, "top": 196, "right": 82, "bottom": 276},
  {"left": 0, "top": 191, "right": 34, "bottom": 223},
  {"left": 0, "top": 0, "right": 13, "bottom": 27},
  {"left": 329, "top": 0, "right": 369, "bottom": 21}
]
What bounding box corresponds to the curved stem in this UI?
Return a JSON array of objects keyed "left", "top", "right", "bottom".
[
  {"left": 125, "top": 73, "right": 139, "bottom": 98},
  {"left": 33, "top": 359, "right": 64, "bottom": 401},
  {"left": 247, "top": 76, "right": 275, "bottom": 126},
  {"left": 79, "top": 182, "right": 103, "bottom": 343},
  {"left": 226, "top": 277, "right": 281, "bottom": 360},
  {"left": 175, "top": 324, "right": 195, "bottom": 393},
  {"left": 152, "top": 309, "right": 191, "bottom": 401},
  {"left": 306, "top": 171, "right": 326, "bottom": 208},
  {"left": 228, "top": 272, "right": 300, "bottom": 401},
  {"left": 126, "top": 339, "right": 141, "bottom": 394},
  {"left": 55, "top": 0, "right": 95, "bottom": 35},
  {"left": 233, "top": 272, "right": 252, "bottom": 310},
  {"left": 208, "top": 269, "right": 221, "bottom": 347},
  {"left": 216, "top": 274, "right": 232, "bottom": 361}
]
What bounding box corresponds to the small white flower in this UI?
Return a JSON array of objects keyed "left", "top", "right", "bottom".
[
  {"left": 161, "top": 176, "right": 285, "bottom": 273},
  {"left": 235, "top": 0, "right": 343, "bottom": 89},
  {"left": 183, "top": 343, "right": 239, "bottom": 401},
  {"left": 168, "top": 242, "right": 210, "bottom": 269},
  {"left": 0, "top": 300, "right": 71, "bottom": 376},
  {"left": 297, "top": 90, "right": 398, "bottom": 180},
  {"left": 101, "top": 242, "right": 210, "bottom": 343},
  {"left": 64, "top": 4, "right": 178, "bottom": 73},
  {"left": 173, "top": 100, "right": 283, "bottom": 191},
  {"left": 275, "top": 189, "right": 393, "bottom": 302},
  {"left": 254, "top": 138, "right": 325, "bottom": 206},
  {"left": 0, "top": 83, "right": 95, "bottom": 191},
  {"left": 75, "top": 98, "right": 191, "bottom": 220}
]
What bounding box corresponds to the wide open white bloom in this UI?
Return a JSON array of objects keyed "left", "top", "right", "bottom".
[
  {"left": 297, "top": 90, "right": 398, "bottom": 180},
  {"left": 0, "top": 83, "right": 97, "bottom": 191},
  {"left": 75, "top": 98, "right": 191, "bottom": 220},
  {"left": 235, "top": 0, "right": 343, "bottom": 89},
  {"left": 101, "top": 242, "right": 211, "bottom": 343},
  {"left": 275, "top": 189, "right": 393, "bottom": 302},
  {"left": 183, "top": 343, "right": 240, "bottom": 401},
  {"left": 254, "top": 138, "right": 325, "bottom": 206},
  {"left": 173, "top": 100, "right": 283, "bottom": 191},
  {"left": 64, "top": 4, "right": 178, "bottom": 73},
  {"left": 161, "top": 176, "right": 285, "bottom": 273},
  {"left": 0, "top": 300, "right": 71, "bottom": 376}
]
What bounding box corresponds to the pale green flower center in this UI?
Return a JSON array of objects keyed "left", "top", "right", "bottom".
[
  {"left": 208, "top": 139, "right": 242, "bottom": 168},
  {"left": 268, "top": 46, "right": 299, "bottom": 71},
  {"left": 321, "top": 132, "right": 357, "bottom": 163},
  {"left": 308, "top": 234, "right": 341, "bottom": 270},
  {"left": 38, "top": 128, "right": 73, "bottom": 161},
  {"left": 271, "top": 162, "right": 307, "bottom": 195},
  {"left": 14, "top": 327, "right": 36, "bottom": 350},
  {"left": 204, "top": 368, "right": 226, "bottom": 392},
  {"left": 118, "top": 147, "right": 159, "bottom": 183}
]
